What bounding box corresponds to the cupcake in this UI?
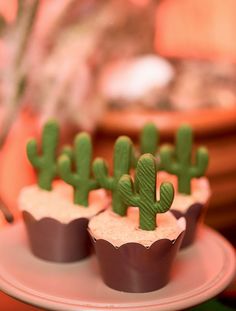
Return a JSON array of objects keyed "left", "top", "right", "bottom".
[
  {"left": 19, "top": 121, "right": 108, "bottom": 262},
  {"left": 89, "top": 154, "right": 185, "bottom": 293},
  {"left": 160, "top": 124, "right": 210, "bottom": 248}
]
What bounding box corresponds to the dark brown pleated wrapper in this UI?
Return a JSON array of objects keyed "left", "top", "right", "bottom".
[
  {"left": 171, "top": 203, "right": 204, "bottom": 249},
  {"left": 89, "top": 230, "right": 185, "bottom": 293},
  {"left": 22, "top": 211, "right": 91, "bottom": 263}
]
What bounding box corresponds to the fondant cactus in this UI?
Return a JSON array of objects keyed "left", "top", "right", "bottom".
[
  {"left": 58, "top": 132, "right": 98, "bottom": 206},
  {"left": 132, "top": 122, "right": 159, "bottom": 168},
  {"left": 93, "top": 136, "right": 132, "bottom": 216},
  {"left": 160, "top": 124, "right": 209, "bottom": 194},
  {"left": 119, "top": 154, "right": 174, "bottom": 231},
  {"left": 27, "top": 120, "right": 59, "bottom": 191}
]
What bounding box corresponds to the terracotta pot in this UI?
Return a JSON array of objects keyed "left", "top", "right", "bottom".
[
  {"left": 94, "top": 107, "right": 236, "bottom": 230},
  {"left": 97, "top": 107, "right": 236, "bottom": 137}
]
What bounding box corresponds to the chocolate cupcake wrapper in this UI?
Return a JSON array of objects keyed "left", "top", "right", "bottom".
[
  {"left": 89, "top": 230, "right": 185, "bottom": 293},
  {"left": 171, "top": 203, "right": 205, "bottom": 248},
  {"left": 23, "top": 211, "right": 91, "bottom": 263}
]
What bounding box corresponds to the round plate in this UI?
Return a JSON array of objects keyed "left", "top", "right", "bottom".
[{"left": 0, "top": 223, "right": 235, "bottom": 311}]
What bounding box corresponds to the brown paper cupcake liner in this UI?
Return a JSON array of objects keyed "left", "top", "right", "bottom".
[
  {"left": 171, "top": 203, "right": 204, "bottom": 248},
  {"left": 89, "top": 230, "right": 185, "bottom": 293},
  {"left": 22, "top": 211, "right": 91, "bottom": 263}
]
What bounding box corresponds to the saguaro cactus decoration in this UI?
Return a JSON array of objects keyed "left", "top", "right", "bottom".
[
  {"left": 27, "top": 120, "right": 59, "bottom": 191},
  {"left": 119, "top": 154, "right": 174, "bottom": 231},
  {"left": 160, "top": 125, "right": 209, "bottom": 195},
  {"left": 93, "top": 136, "right": 132, "bottom": 216},
  {"left": 58, "top": 132, "right": 98, "bottom": 206},
  {"left": 132, "top": 122, "right": 159, "bottom": 167}
]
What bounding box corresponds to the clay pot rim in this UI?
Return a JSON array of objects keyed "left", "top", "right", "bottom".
[{"left": 97, "top": 107, "right": 236, "bottom": 137}]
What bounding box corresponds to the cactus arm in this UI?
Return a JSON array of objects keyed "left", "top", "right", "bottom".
[
  {"left": 118, "top": 175, "right": 140, "bottom": 206},
  {"left": 26, "top": 139, "right": 42, "bottom": 168},
  {"left": 93, "top": 158, "right": 113, "bottom": 190},
  {"left": 140, "top": 123, "right": 158, "bottom": 155},
  {"left": 155, "top": 182, "right": 174, "bottom": 213},
  {"left": 61, "top": 145, "right": 73, "bottom": 160},
  {"left": 58, "top": 155, "right": 77, "bottom": 186},
  {"left": 190, "top": 147, "right": 209, "bottom": 177},
  {"left": 89, "top": 178, "right": 99, "bottom": 190},
  {"left": 160, "top": 145, "right": 179, "bottom": 174}
]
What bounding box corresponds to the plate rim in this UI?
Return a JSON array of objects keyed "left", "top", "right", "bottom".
[{"left": 0, "top": 223, "right": 235, "bottom": 311}]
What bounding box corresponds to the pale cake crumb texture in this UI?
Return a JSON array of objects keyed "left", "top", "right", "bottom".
[
  {"left": 88, "top": 209, "right": 186, "bottom": 247},
  {"left": 19, "top": 181, "right": 109, "bottom": 224},
  {"left": 156, "top": 172, "right": 211, "bottom": 213}
]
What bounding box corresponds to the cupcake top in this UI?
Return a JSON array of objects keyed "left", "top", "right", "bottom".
[
  {"left": 19, "top": 182, "right": 109, "bottom": 224},
  {"left": 89, "top": 208, "right": 185, "bottom": 247}
]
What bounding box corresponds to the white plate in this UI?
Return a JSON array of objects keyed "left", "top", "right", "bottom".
[{"left": 0, "top": 223, "right": 235, "bottom": 311}]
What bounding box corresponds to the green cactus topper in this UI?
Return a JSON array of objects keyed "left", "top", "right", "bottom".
[
  {"left": 132, "top": 122, "right": 159, "bottom": 167},
  {"left": 93, "top": 136, "right": 132, "bottom": 216},
  {"left": 58, "top": 132, "right": 98, "bottom": 206},
  {"left": 160, "top": 124, "right": 209, "bottom": 195},
  {"left": 119, "top": 154, "right": 174, "bottom": 231},
  {"left": 27, "top": 120, "right": 59, "bottom": 191}
]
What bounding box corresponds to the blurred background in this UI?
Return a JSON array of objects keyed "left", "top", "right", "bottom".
[{"left": 0, "top": 0, "right": 235, "bottom": 309}]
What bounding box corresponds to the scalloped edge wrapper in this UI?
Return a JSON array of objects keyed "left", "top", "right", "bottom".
[
  {"left": 22, "top": 211, "right": 91, "bottom": 263},
  {"left": 171, "top": 202, "right": 208, "bottom": 248},
  {"left": 88, "top": 221, "right": 185, "bottom": 293}
]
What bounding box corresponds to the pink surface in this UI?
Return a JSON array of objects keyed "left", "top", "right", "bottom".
[{"left": 0, "top": 223, "right": 235, "bottom": 311}]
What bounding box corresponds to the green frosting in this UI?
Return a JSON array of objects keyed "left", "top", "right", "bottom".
[
  {"left": 58, "top": 132, "right": 98, "bottom": 206},
  {"left": 119, "top": 154, "right": 174, "bottom": 231},
  {"left": 132, "top": 122, "right": 159, "bottom": 168},
  {"left": 160, "top": 124, "right": 209, "bottom": 195},
  {"left": 27, "top": 120, "right": 59, "bottom": 191},
  {"left": 93, "top": 136, "right": 132, "bottom": 216}
]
